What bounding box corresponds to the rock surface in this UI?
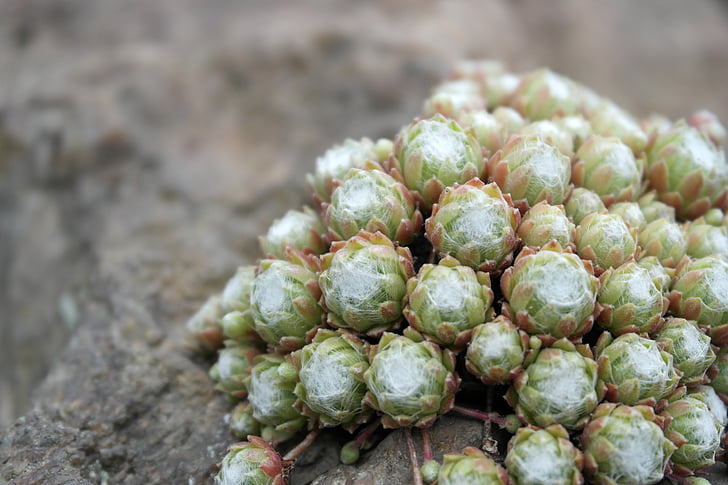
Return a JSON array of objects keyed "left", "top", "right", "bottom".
[{"left": 1, "top": 0, "right": 728, "bottom": 483}]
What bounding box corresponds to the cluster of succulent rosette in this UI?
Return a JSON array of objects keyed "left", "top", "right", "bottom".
[{"left": 187, "top": 60, "right": 728, "bottom": 485}]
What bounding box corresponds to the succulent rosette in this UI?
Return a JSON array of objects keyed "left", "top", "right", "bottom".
[
  {"left": 572, "top": 135, "right": 644, "bottom": 206},
  {"left": 638, "top": 218, "right": 687, "bottom": 268},
  {"left": 215, "top": 437, "right": 285, "bottom": 485},
  {"left": 438, "top": 446, "right": 509, "bottom": 485},
  {"left": 259, "top": 208, "right": 327, "bottom": 259},
  {"left": 324, "top": 164, "right": 422, "bottom": 245},
  {"left": 669, "top": 255, "right": 728, "bottom": 345},
  {"left": 249, "top": 253, "right": 323, "bottom": 353},
  {"left": 588, "top": 100, "right": 649, "bottom": 153},
  {"left": 636, "top": 256, "right": 674, "bottom": 295},
  {"left": 219, "top": 266, "right": 263, "bottom": 345},
  {"left": 421, "top": 80, "right": 485, "bottom": 122},
  {"left": 575, "top": 213, "right": 638, "bottom": 274},
  {"left": 608, "top": 202, "right": 647, "bottom": 232},
  {"left": 555, "top": 114, "right": 593, "bottom": 151},
  {"left": 403, "top": 257, "right": 494, "bottom": 350},
  {"left": 487, "top": 134, "right": 572, "bottom": 213},
  {"left": 516, "top": 201, "right": 575, "bottom": 249},
  {"left": 710, "top": 347, "right": 728, "bottom": 403},
  {"left": 387, "top": 113, "right": 485, "bottom": 211},
  {"left": 465, "top": 315, "right": 532, "bottom": 385},
  {"left": 581, "top": 403, "right": 676, "bottom": 485},
  {"left": 564, "top": 187, "right": 607, "bottom": 226},
  {"left": 596, "top": 260, "right": 668, "bottom": 335},
  {"left": 647, "top": 120, "right": 728, "bottom": 219},
  {"left": 186, "top": 294, "right": 225, "bottom": 354},
  {"left": 245, "top": 354, "right": 307, "bottom": 437},
  {"left": 653, "top": 318, "right": 716, "bottom": 386},
  {"left": 517, "top": 120, "right": 574, "bottom": 155},
  {"left": 509, "top": 68, "right": 579, "bottom": 120},
  {"left": 210, "top": 343, "right": 261, "bottom": 401},
  {"left": 289, "top": 329, "right": 371, "bottom": 431},
  {"left": 501, "top": 241, "right": 599, "bottom": 344},
  {"left": 638, "top": 190, "right": 676, "bottom": 223},
  {"left": 504, "top": 424, "right": 584, "bottom": 485},
  {"left": 687, "top": 385, "right": 728, "bottom": 427},
  {"left": 319, "top": 231, "right": 414, "bottom": 336},
  {"left": 462, "top": 108, "right": 524, "bottom": 155},
  {"left": 506, "top": 339, "right": 602, "bottom": 430},
  {"left": 425, "top": 178, "right": 520, "bottom": 273},
  {"left": 661, "top": 396, "right": 723, "bottom": 474},
  {"left": 307, "top": 137, "right": 382, "bottom": 204},
  {"left": 688, "top": 109, "right": 727, "bottom": 147},
  {"left": 595, "top": 332, "right": 681, "bottom": 406},
  {"left": 684, "top": 219, "right": 728, "bottom": 258},
  {"left": 362, "top": 329, "right": 460, "bottom": 428},
  {"left": 228, "top": 401, "right": 262, "bottom": 439}
]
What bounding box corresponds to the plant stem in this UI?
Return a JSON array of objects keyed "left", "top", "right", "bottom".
[
  {"left": 451, "top": 405, "right": 507, "bottom": 427},
  {"left": 354, "top": 417, "right": 381, "bottom": 448},
  {"left": 283, "top": 428, "right": 321, "bottom": 461},
  {"left": 404, "top": 427, "right": 423, "bottom": 485},
  {"left": 421, "top": 427, "right": 433, "bottom": 462}
]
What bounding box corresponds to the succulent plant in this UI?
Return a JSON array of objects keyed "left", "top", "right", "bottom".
[
  {"left": 438, "top": 446, "right": 509, "bottom": 485},
  {"left": 669, "top": 255, "right": 728, "bottom": 345},
  {"left": 210, "top": 343, "right": 261, "bottom": 401},
  {"left": 588, "top": 100, "right": 648, "bottom": 153},
  {"left": 702, "top": 208, "right": 726, "bottom": 226},
  {"left": 609, "top": 202, "right": 647, "bottom": 231},
  {"left": 488, "top": 133, "right": 572, "bottom": 213},
  {"left": 425, "top": 178, "right": 520, "bottom": 273},
  {"left": 709, "top": 347, "right": 728, "bottom": 403},
  {"left": 324, "top": 164, "right": 422, "bottom": 244},
  {"left": 596, "top": 332, "right": 681, "bottom": 406},
  {"left": 636, "top": 256, "right": 674, "bottom": 296},
  {"left": 465, "top": 315, "right": 532, "bottom": 385},
  {"left": 518, "top": 120, "right": 574, "bottom": 155},
  {"left": 218, "top": 266, "right": 263, "bottom": 346},
  {"left": 504, "top": 424, "right": 584, "bottom": 485},
  {"left": 249, "top": 253, "right": 323, "bottom": 353},
  {"left": 506, "top": 339, "right": 602, "bottom": 430},
  {"left": 509, "top": 68, "right": 579, "bottom": 120},
  {"left": 581, "top": 403, "right": 676, "bottom": 485},
  {"left": 307, "top": 137, "right": 382, "bottom": 204},
  {"left": 596, "top": 260, "right": 668, "bottom": 335},
  {"left": 228, "top": 401, "right": 262, "bottom": 439},
  {"left": 688, "top": 109, "right": 727, "bottom": 147},
  {"left": 638, "top": 218, "right": 687, "bottom": 268},
  {"left": 555, "top": 114, "right": 593, "bottom": 150},
  {"left": 653, "top": 317, "right": 716, "bottom": 386},
  {"left": 662, "top": 396, "right": 723, "bottom": 475},
  {"left": 421, "top": 80, "right": 485, "bottom": 122},
  {"left": 516, "top": 201, "right": 575, "bottom": 249},
  {"left": 501, "top": 241, "right": 599, "bottom": 344},
  {"left": 564, "top": 187, "right": 607, "bottom": 226},
  {"left": 647, "top": 120, "right": 728, "bottom": 219},
  {"left": 684, "top": 219, "right": 728, "bottom": 258},
  {"left": 289, "top": 329, "right": 371, "bottom": 431},
  {"left": 403, "top": 257, "right": 494, "bottom": 350},
  {"left": 319, "top": 231, "right": 414, "bottom": 336},
  {"left": 387, "top": 113, "right": 485, "bottom": 210},
  {"left": 215, "top": 437, "right": 285, "bottom": 485},
  {"left": 575, "top": 212, "right": 638, "bottom": 274},
  {"left": 687, "top": 385, "right": 728, "bottom": 427},
  {"left": 259, "top": 208, "right": 327, "bottom": 259},
  {"left": 362, "top": 329, "right": 459, "bottom": 428},
  {"left": 638, "top": 190, "right": 676, "bottom": 223},
  {"left": 572, "top": 135, "right": 643, "bottom": 206},
  {"left": 462, "top": 108, "right": 524, "bottom": 155},
  {"left": 245, "top": 354, "right": 307, "bottom": 438},
  {"left": 186, "top": 294, "right": 225, "bottom": 354}
]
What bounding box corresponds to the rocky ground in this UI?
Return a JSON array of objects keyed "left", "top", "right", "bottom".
[{"left": 1, "top": 0, "right": 728, "bottom": 483}]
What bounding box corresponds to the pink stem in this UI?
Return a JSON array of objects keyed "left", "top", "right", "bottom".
[
  {"left": 421, "top": 428, "right": 433, "bottom": 462},
  {"left": 451, "top": 405, "right": 507, "bottom": 427},
  {"left": 665, "top": 473, "right": 689, "bottom": 485},
  {"left": 354, "top": 417, "right": 381, "bottom": 449},
  {"left": 282, "top": 428, "right": 321, "bottom": 461},
  {"left": 404, "top": 428, "right": 424, "bottom": 485}
]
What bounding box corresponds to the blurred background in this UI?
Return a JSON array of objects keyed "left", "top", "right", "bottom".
[{"left": 0, "top": 0, "right": 727, "bottom": 478}]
